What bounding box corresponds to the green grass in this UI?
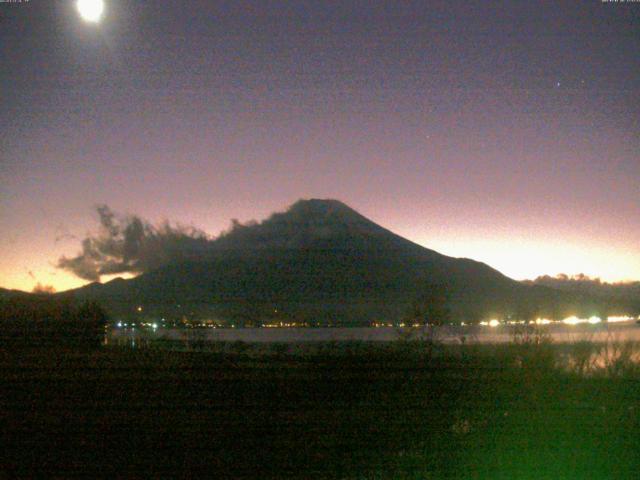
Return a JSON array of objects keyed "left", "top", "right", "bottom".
[{"left": 1, "top": 340, "right": 639, "bottom": 478}]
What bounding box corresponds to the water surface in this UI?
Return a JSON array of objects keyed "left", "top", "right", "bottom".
[{"left": 110, "top": 321, "right": 640, "bottom": 344}]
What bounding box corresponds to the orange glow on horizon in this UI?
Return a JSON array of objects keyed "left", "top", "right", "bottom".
[
  {"left": 4, "top": 238, "right": 638, "bottom": 294},
  {"left": 413, "top": 235, "right": 640, "bottom": 284},
  {"left": 1, "top": 270, "right": 138, "bottom": 294},
  {"left": 1, "top": 214, "right": 639, "bottom": 293}
]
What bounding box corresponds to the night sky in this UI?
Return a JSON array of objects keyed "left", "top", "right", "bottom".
[{"left": 1, "top": 0, "right": 639, "bottom": 292}]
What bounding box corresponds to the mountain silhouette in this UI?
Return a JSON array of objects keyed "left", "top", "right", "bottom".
[{"left": 59, "top": 199, "right": 583, "bottom": 324}]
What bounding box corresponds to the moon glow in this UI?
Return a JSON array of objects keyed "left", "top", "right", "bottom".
[{"left": 77, "top": 0, "right": 105, "bottom": 23}]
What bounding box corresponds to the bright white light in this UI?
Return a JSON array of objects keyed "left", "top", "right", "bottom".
[
  {"left": 152, "top": 323, "right": 158, "bottom": 329},
  {"left": 117, "top": 321, "right": 122, "bottom": 328},
  {"left": 488, "top": 319, "right": 500, "bottom": 328},
  {"left": 77, "top": 0, "right": 104, "bottom": 23},
  {"left": 535, "top": 318, "right": 552, "bottom": 325},
  {"left": 561, "top": 316, "right": 602, "bottom": 325},
  {"left": 607, "top": 316, "right": 634, "bottom": 323},
  {"left": 563, "top": 316, "right": 583, "bottom": 325}
]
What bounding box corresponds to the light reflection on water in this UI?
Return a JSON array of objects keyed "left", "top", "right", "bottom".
[
  {"left": 107, "top": 322, "right": 640, "bottom": 375},
  {"left": 109, "top": 321, "right": 640, "bottom": 345}
]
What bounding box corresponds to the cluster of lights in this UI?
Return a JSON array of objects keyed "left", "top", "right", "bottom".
[
  {"left": 111, "top": 315, "right": 638, "bottom": 330},
  {"left": 561, "top": 316, "right": 601, "bottom": 325},
  {"left": 479, "top": 319, "right": 501, "bottom": 327},
  {"left": 607, "top": 315, "right": 636, "bottom": 323},
  {"left": 477, "top": 315, "right": 640, "bottom": 327},
  {"left": 115, "top": 321, "right": 158, "bottom": 329},
  {"left": 479, "top": 316, "right": 601, "bottom": 327},
  {"left": 263, "top": 322, "right": 308, "bottom": 328},
  {"left": 535, "top": 318, "right": 553, "bottom": 325}
]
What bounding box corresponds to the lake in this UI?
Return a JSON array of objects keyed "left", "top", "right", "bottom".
[{"left": 109, "top": 320, "right": 640, "bottom": 345}]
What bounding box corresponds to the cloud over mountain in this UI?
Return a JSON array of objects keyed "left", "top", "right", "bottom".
[{"left": 57, "top": 205, "right": 213, "bottom": 281}]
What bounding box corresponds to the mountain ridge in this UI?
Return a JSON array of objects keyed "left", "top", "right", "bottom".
[
  {"left": 49, "top": 199, "right": 597, "bottom": 324},
  {"left": 6, "top": 199, "right": 629, "bottom": 324}
]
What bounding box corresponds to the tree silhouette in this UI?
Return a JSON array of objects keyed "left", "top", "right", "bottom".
[{"left": 409, "top": 283, "right": 451, "bottom": 327}]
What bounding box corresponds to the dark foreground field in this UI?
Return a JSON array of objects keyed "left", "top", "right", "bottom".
[{"left": 2, "top": 342, "right": 639, "bottom": 479}]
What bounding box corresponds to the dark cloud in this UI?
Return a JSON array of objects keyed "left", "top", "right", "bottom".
[{"left": 57, "top": 205, "right": 214, "bottom": 281}]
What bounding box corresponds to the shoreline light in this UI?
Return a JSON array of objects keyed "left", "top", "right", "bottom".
[
  {"left": 562, "top": 316, "right": 581, "bottom": 325},
  {"left": 562, "top": 316, "right": 602, "bottom": 325},
  {"left": 535, "top": 318, "right": 552, "bottom": 325},
  {"left": 607, "top": 316, "right": 635, "bottom": 323}
]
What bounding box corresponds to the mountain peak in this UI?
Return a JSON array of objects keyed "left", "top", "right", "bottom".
[
  {"left": 215, "top": 199, "right": 390, "bottom": 250},
  {"left": 283, "top": 198, "right": 371, "bottom": 225},
  {"left": 288, "top": 198, "right": 355, "bottom": 214}
]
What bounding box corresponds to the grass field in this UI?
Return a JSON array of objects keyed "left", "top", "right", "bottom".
[{"left": 2, "top": 340, "right": 639, "bottom": 478}]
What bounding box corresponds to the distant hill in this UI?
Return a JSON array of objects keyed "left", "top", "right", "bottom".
[
  {"left": 525, "top": 275, "right": 640, "bottom": 314},
  {"left": 52, "top": 198, "right": 618, "bottom": 325},
  {"left": 0, "top": 287, "right": 34, "bottom": 300}
]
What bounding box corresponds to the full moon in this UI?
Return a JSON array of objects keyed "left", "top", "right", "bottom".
[{"left": 77, "top": 0, "right": 105, "bottom": 23}]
